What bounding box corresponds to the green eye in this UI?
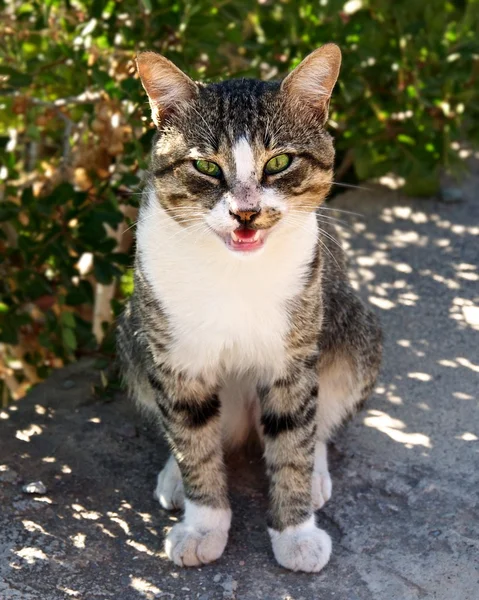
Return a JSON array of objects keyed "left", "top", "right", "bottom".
[
  {"left": 194, "top": 159, "right": 221, "bottom": 178},
  {"left": 264, "top": 154, "right": 292, "bottom": 175}
]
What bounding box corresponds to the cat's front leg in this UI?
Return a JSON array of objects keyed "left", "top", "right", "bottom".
[
  {"left": 260, "top": 359, "right": 332, "bottom": 573},
  {"left": 148, "top": 370, "right": 231, "bottom": 567}
]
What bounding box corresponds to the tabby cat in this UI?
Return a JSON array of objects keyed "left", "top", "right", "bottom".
[{"left": 117, "top": 43, "right": 382, "bottom": 573}]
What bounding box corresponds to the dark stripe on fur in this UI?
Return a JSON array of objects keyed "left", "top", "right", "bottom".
[
  {"left": 148, "top": 372, "right": 164, "bottom": 393},
  {"left": 261, "top": 396, "right": 316, "bottom": 437},
  {"left": 304, "top": 353, "right": 320, "bottom": 369},
  {"left": 172, "top": 395, "right": 221, "bottom": 428},
  {"left": 297, "top": 152, "right": 333, "bottom": 172}
]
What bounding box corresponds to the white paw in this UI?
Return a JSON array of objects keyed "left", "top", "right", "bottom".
[
  {"left": 153, "top": 455, "right": 184, "bottom": 510},
  {"left": 312, "top": 469, "right": 332, "bottom": 510},
  {"left": 164, "top": 502, "right": 231, "bottom": 567},
  {"left": 269, "top": 515, "right": 332, "bottom": 573},
  {"left": 165, "top": 522, "right": 229, "bottom": 567}
]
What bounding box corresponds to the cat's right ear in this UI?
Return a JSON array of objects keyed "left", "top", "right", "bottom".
[{"left": 136, "top": 52, "right": 198, "bottom": 126}]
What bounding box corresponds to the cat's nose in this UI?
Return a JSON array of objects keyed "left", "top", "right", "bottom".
[{"left": 229, "top": 206, "right": 261, "bottom": 224}]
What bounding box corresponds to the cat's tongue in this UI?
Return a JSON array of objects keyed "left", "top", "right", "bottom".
[
  {"left": 233, "top": 228, "right": 258, "bottom": 241},
  {"left": 229, "top": 228, "right": 262, "bottom": 252}
]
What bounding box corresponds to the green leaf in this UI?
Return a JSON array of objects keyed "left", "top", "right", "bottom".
[
  {"left": 0, "top": 320, "right": 18, "bottom": 344},
  {"left": 121, "top": 78, "right": 140, "bottom": 94},
  {"left": 93, "top": 256, "right": 121, "bottom": 285},
  {"left": 0, "top": 202, "right": 20, "bottom": 222},
  {"left": 62, "top": 327, "right": 77, "bottom": 351},
  {"left": 66, "top": 280, "right": 94, "bottom": 306},
  {"left": 91, "top": 0, "right": 108, "bottom": 18},
  {"left": 61, "top": 311, "right": 76, "bottom": 328},
  {"left": 397, "top": 134, "right": 416, "bottom": 146}
]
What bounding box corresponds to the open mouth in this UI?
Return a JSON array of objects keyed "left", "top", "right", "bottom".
[{"left": 225, "top": 227, "right": 265, "bottom": 252}]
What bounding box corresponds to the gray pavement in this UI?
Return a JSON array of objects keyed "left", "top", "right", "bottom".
[{"left": 1, "top": 165, "right": 478, "bottom": 600}]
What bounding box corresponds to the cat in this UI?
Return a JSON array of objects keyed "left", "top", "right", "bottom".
[{"left": 116, "top": 43, "right": 382, "bottom": 573}]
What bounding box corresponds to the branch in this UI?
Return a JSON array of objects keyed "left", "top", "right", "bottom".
[
  {"left": 11, "top": 90, "right": 102, "bottom": 166},
  {"left": 335, "top": 148, "right": 354, "bottom": 182},
  {"left": 19, "top": 90, "right": 103, "bottom": 110}
]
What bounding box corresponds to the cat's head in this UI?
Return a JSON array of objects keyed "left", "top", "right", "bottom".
[{"left": 137, "top": 44, "right": 341, "bottom": 254}]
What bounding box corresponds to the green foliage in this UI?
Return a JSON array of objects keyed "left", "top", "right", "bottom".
[{"left": 0, "top": 0, "right": 478, "bottom": 398}]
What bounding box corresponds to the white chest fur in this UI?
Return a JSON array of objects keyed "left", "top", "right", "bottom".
[{"left": 137, "top": 190, "right": 318, "bottom": 381}]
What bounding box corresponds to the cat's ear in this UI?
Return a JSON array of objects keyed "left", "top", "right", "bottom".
[
  {"left": 281, "top": 44, "right": 341, "bottom": 123},
  {"left": 136, "top": 52, "right": 198, "bottom": 126}
]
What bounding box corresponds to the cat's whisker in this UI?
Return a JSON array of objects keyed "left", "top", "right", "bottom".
[
  {"left": 289, "top": 203, "right": 363, "bottom": 220},
  {"left": 286, "top": 215, "right": 346, "bottom": 256},
  {"left": 123, "top": 220, "right": 139, "bottom": 234},
  {"left": 317, "top": 218, "right": 353, "bottom": 232},
  {"left": 330, "top": 181, "right": 371, "bottom": 191},
  {"left": 319, "top": 205, "right": 364, "bottom": 218},
  {"left": 289, "top": 209, "right": 351, "bottom": 228},
  {"left": 317, "top": 228, "right": 345, "bottom": 252},
  {"left": 122, "top": 204, "right": 206, "bottom": 236},
  {"left": 316, "top": 235, "right": 342, "bottom": 269}
]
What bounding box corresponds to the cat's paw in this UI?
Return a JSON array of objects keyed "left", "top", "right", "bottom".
[
  {"left": 312, "top": 469, "right": 332, "bottom": 510},
  {"left": 164, "top": 503, "right": 231, "bottom": 567},
  {"left": 154, "top": 455, "right": 184, "bottom": 510},
  {"left": 269, "top": 516, "right": 332, "bottom": 573},
  {"left": 165, "top": 522, "right": 229, "bottom": 567}
]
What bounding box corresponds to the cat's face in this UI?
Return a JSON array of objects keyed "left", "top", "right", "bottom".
[{"left": 137, "top": 45, "right": 341, "bottom": 254}]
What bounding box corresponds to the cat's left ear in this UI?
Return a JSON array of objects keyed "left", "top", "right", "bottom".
[
  {"left": 136, "top": 52, "right": 198, "bottom": 126},
  {"left": 281, "top": 44, "right": 341, "bottom": 123}
]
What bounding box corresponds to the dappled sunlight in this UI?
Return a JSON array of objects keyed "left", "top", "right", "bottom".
[
  {"left": 0, "top": 365, "right": 185, "bottom": 598},
  {"left": 71, "top": 504, "right": 101, "bottom": 520},
  {"left": 24, "top": 495, "right": 52, "bottom": 504},
  {"left": 363, "top": 410, "right": 432, "bottom": 449},
  {"left": 22, "top": 520, "right": 52, "bottom": 536},
  {"left": 126, "top": 539, "right": 157, "bottom": 556},
  {"left": 453, "top": 391, "right": 474, "bottom": 400},
  {"left": 437, "top": 357, "right": 479, "bottom": 372},
  {"left": 1, "top": 173, "right": 477, "bottom": 597},
  {"left": 7, "top": 475, "right": 171, "bottom": 584},
  {"left": 458, "top": 432, "right": 478, "bottom": 442},
  {"left": 57, "top": 586, "right": 81, "bottom": 598},
  {"left": 455, "top": 357, "right": 479, "bottom": 373},
  {"left": 15, "top": 423, "right": 43, "bottom": 442},
  {"left": 70, "top": 533, "right": 86, "bottom": 549},
  {"left": 374, "top": 382, "right": 403, "bottom": 406},
  {"left": 129, "top": 576, "right": 165, "bottom": 599},
  {"left": 368, "top": 296, "right": 395, "bottom": 310},
  {"left": 328, "top": 174, "right": 478, "bottom": 477},
  {"left": 408, "top": 372, "right": 431, "bottom": 382},
  {"left": 14, "top": 547, "right": 48, "bottom": 564},
  {"left": 107, "top": 513, "right": 131, "bottom": 534}
]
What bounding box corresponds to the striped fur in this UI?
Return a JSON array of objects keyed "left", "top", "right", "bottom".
[{"left": 117, "top": 44, "right": 382, "bottom": 572}]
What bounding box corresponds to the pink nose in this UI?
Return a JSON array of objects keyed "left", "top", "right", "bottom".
[{"left": 229, "top": 207, "right": 261, "bottom": 224}]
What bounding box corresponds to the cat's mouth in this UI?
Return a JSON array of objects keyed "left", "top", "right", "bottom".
[{"left": 225, "top": 227, "right": 265, "bottom": 252}]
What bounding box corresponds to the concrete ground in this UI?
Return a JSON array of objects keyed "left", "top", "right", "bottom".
[{"left": 1, "top": 166, "right": 478, "bottom": 600}]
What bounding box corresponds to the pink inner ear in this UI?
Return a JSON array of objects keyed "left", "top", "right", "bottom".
[
  {"left": 281, "top": 44, "right": 341, "bottom": 113},
  {"left": 136, "top": 52, "right": 197, "bottom": 125}
]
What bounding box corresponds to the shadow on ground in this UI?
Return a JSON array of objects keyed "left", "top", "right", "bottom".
[{"left": 1, "top": 165, "right": 478, "bottom": 600}]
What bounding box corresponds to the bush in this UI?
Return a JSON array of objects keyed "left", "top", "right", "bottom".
[{"left": 1, "top": 0, "right": 478, "bottom": 399}]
